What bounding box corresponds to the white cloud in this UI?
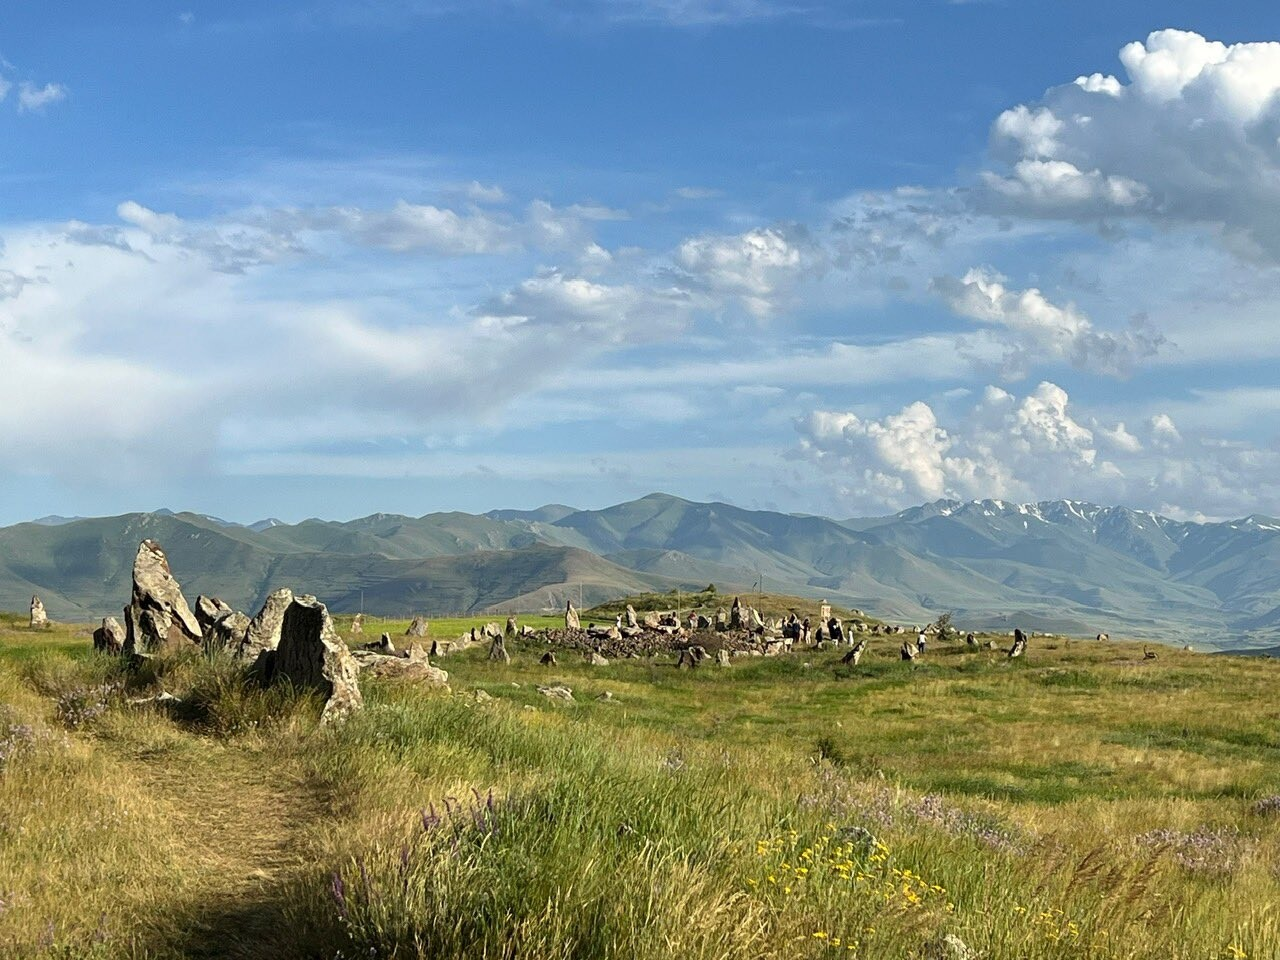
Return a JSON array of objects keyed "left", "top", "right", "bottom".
[
  {"left": 932, "top": 266, "right": 1164, "bottom": 377},
  {"left": 795, "top": 381, "right": 1280, "bottom": 518},
  {"left": 978, "top": 29, "right": 1280, "bottom": 259},
  {"left": 17, "top": 82, "right": 66, "bottom": 113},
  {"left": 674, "top": 226, "right": 811, "bottom": 318}
]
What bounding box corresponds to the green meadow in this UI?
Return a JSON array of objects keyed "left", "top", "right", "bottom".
[{"left": 1, "top": 610, "right": 1279, "bottom": 959}]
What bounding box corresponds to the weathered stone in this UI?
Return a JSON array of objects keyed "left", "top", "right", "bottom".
[
  {"left": 206, "top": 611, "right": 251, "bottom": 655},
  {"left": 749, "top": 607, "right": 765, "bottom": 632},
  {"left": 350, "top": 613, "right": 364, "bottom": 636},
  {"left": 29, "top": 595, "right": 47, "bottom": 629},
  {"left": 267, "top": 596, "right": 362, "bottom": 724},
  {"left": 241, "top": 587, "right": 294, "bottom": 662},
  {"left": 355, "top": 648, "right": 448, "bottom": 685},
  {"left": 677, "top": 645, "right": 708, "bottom": 669},
  {"left": 93, "top": 616, "right": 126, "bottom": 654},
  {"left": 697, "top": 614, "right": 711, "bottom": 630},
  {"left": 588, "top": 652, "right": 609, "bottom": 666},
  {"left": 965, "top": 632, "right": 978, "bottom": 647},
  {"left": 123, "top": 540, "right": 202, "bottom": 655},
  {"left": 841, "top": 639, "right": 866, "bottom": 666},
  {"left": 924, "top": 933, "right": 978, "bottom": 960},
  {"left": 473, "top": 688, "right": 493, "bottom": 703},
  {"left": 482, "top": 622, "right": 503, "bottom": 641},
  {"left": 505, "top": 616, "right": 519, "bottom": 639},
  {"left": 538, "top": 684, "right": 574, "bottom": 702},
  {"left": 1096, "top": 632, "right": 1109, "bottom": 642},
  {"left": 715, "top": 648, "right": 731, "bottom": 667},
  {"left": 194, "top": 595, "right": 234, "bottom": 635},
  {"left": 363, "top": 632, "right": 396, "bottom": 656},
  {"left": 1008, "top": 628, "right": 1027, "bottom": 659},
  {"left": 729, "top": 596, "right": 744, "bottom": 631},
  {"left": 714, "top": 609, "right": 728, "bottom": 632},
  {"left": 819, "top": 601, "right": 832, "bottom": 622},
  {"left": 406, "top": 616, "right": 429, "bottom": 638},
  {"left": 488, "top": 635, "right": 511, "bottom": 663},
  {"left": 642, "top": 612, "right": 661, "bottom": 629},
  {"left": 625, "top": 605, "right": 639, "bottom": 629},
  {"left": 565, "top": 600, "right": 580, "bottom": 630},
  {"left": 900, "top": 640, "right": 917, "bottom": 661},
  {"left": 540, "top": 651, "right": 557, "bottom": 666}
]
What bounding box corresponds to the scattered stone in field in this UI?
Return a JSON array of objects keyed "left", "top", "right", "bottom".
[
  {"left": 1183, "top": 644, "right": 1193, "bottom": 651},
  {"left": 482, "top": 622, "right": 503, "bottom": 641},
  {"left": 841, "top": 639, "right": 866, "bottom": 666},
  {"left": 505, "top": 616, "right": 519, "bottom": 639},
  {"left": 29, "top": 595, "right": 47, "bottom": 628},
  {"left": 356, "top": 645, "right": 448, "bottom": 684},
  {"left": 1144, "top": 646, "right": 1158, "bottom": 660},
  {"left": 364, "top": 632, "right": 396, "bottom": 655},
  {"left": 472, "top": 688, "right": 493, "bottom": 703},
  {"left": 350, "top": 613, "right": 364, "bottom": 636},
  {"left": 406, "top": 616, "right": 429, "bottom": 638},
  {"left": 624, "top": 604, "right": 639, "bottom": 629},
  {"left": 520, "top": 625, "right": 537, "bottom": 637},
  {"left": 123, "top": 540, "right": 203, "bottom": 655},
  {"left": 488, "top": 635, "right": 511, "bottom": 663},
  {"left": 715, "top": 648, "right": 731, "bottom": 667},
  {"left": 588, "top": 652, "right": 609, "bottom": 666},
  {"left": 966, "top": 632, "right": 977, "bottom": 647},
  {"left": 1096, "top": 632, "right": 1109, "bottom": 642},
  {"left": 241, "top": 587, "right": 294, "bottom": 662},
  {"left": 261, "top": 595, "right": 363, "bottom": 723},
  {"left": 596, "top": 691, "right": 615, "bottom": 701},
  {"left": 677, "top": 645, "right": 708, "bottom": 669},
  {"left": 538, "top": 684, "right": 574, "bottom": 702},
  {"left": 540, "top": 651, "right": 557, "bottom": 666},
  {"left": 93, "top": 616, "right": 126, "bottom": 654},
  {"left": 900, "top": 640, "right": 917, "bottom": 661},
  {"left": 1007, "top": 628, "right": 1027, "bottom": 659},
  {"left": 924, "top": 933, "right": 977, "bottom": 960},
  {"left": 565, "top": 600, "right": 580, "bottom": 630}
]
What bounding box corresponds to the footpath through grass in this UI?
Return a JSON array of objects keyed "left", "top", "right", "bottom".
[{"left": 2, "top": 612, "right": 1280, "bottom": 958}]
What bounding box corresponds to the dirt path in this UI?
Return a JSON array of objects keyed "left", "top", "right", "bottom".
[{"left": 113, "top": 740, "right": 332, "bottom": 959}]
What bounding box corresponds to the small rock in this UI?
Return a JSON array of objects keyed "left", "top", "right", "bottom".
[{"left": 538, "top": 684, "right": 574, "bottom": 702}]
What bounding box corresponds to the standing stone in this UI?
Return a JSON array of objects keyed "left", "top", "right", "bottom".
[
  {"left": 206, "top": 612, "right": 252, "bottom": 655},
  {"left": 505, "top": 616, "right": 519, "bottom": 639},
  {"left": 540, "top": 651, "right": 557, "bottom": 666},
  {"left": 123, "top": 540, "right": 202, "bottom": 655},
  {"left": 363, "top": 632, "right": 396, "bottom": 656},
  {"left": 565, "top": 600, "right": 580, "bottom": 630},
  {"left": 642, "top": 612, "right": 661, "bottom": 629},
  {"left": 588, "top": 651, "right": 609, "bottom": 666},
  {"left": 625, "top": 605, "right": 639, "bottom": 629},
  {"left": 265, "top": 596, "right": 363, "bottom": 724},
  {"left": 841, "top": 639, "right": 867, "bottom": 666},
  {"left": 483, "top": 622, "right": 503, "bottom": 640},
  {"left": 749, "top": 608, "right": 765, "bottom": 632},
  {"left": 406, "top": 617, "right": 429, "bottom": 638},
  {"left": 714, "top": 609, "right": 728, "bottom": 632},
  {"left": 488, "top": 635, "right": 510, "bottom": 663},
  {"left": 715, "top": 648, "right": 731, "bottom": 667},
  {"left": 93, "top": 616, "right": 126, "bottom": 654},
  {"left": 1008, "top": 628, "right": 1027, "bottom": 660},
  {"left": 729, "top": 597, "right": 744, "bottom": 631},
  {"left": 819, "top": 602, "right": 832, "bottom": 622},
  {"left": 900, "top": 641, "right": 917, "bottom": 662},
  {"left": 966, "top": 632, "right": 978, "bottom": 647},
  {"left": 241, "top": 588, "right": 294, "bottom": 662},
  {"left": 351, "top": 613, "right": 364, "bottom": 637},
  {"left": 194, "top": 596, "right": 234, "bottom": 636},
  {"left": 29, "top": 595, "right": 47, "bottom": 629}
]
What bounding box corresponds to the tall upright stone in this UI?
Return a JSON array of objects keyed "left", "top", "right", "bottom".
[
  {"left": 239, "top": 588, "right": 294, "bottom": 662},
  {"left": 625, "top": 605, "right": 639, "bottom": 629},
  {"left": 267, "top": 596, "right": 363, "bottom": 724},
  {"left": 565, "top": 600, "right": 580, "bottom": 630},
  {"left": 93, "top": 616, "right": 125, "bottom": 654},
  {"left": 505, "top": 616, "right": 519, "bottom": 639},
  {"left": 123, "top": 540, "right": 202, "bottom": 655},
  {"left": 406, "top": 616, "right": 429, "bottom": 638},
  {"left": 29, "top": 595, "right": 47, "bottom": 629},
  {"left": 729, "top": 596, "right": 744, "bottom": 631}
]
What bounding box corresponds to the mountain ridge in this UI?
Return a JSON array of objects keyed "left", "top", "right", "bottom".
[{"left": 3, "top": 494, "right": 1279, "bottom": 647}]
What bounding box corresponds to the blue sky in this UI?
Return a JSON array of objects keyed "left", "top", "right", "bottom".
[{"left": 4, "top": 1, "right": 1280, "bottom": 523}]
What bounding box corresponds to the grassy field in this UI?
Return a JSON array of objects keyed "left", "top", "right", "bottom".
[{"left": 1, "top": 610, "right": 1279, "bottom": 958}]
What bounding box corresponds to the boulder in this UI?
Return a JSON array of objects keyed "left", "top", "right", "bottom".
[
  {"left": 900, "top": 641, "right": 917, "bottom": 662},
  {"left": 406, "top": 616, "right": 429, "bottom": 638},
  {"left": 538, "top": 684, "right": 574, "bottom": 702},
  {"left": 29, "top": 595, "right": 47, "bottom": 629},
  {"left": 625, "top": 605, "right": 639, "bottom": 629},
  {"left": 350, "top": 613, "right": 364, "bottom": 636},
  {"left": 488, "top": 636, "right": 511, "bottom": 663},
  {"left": 714, "top": 609, "right": 728, "bottom": 632},
  {"left": 565, "top": 600, "right": 580, "bottom": 630},
  {"left": 262, "top": 596, "right": 362, "bottom": 724},
  {"left": 715, "top": 648, "right": 731, "bottom": 667},
  {"left": 642, "top": 612, "right": 661, "bottom": 629},
  {"left": 749, "top": 608, "right": 765, "bottom": 632},
  {"left": 93, "top": 616, "right": 126, "bottom": 654},
  {"left": 505, "top": 616, "right": 519, "bottom": 639},
  {"left": 205, "top": 611, "right": 251, "bottom": 656},
  {"left": 540, "top": 651, "right": 557, "bottom": 666},
  {"left": 729, "top": 597, "right": 744, "bottom": 631},
  {"left": 356, "top": 644, "right": 448, "bottom": 685},
  {"left": 241, "top": 588, "right": 294, "bottom": 662},
  {"left": 696, "top": 614, "right": 711, "bottom": 630},
  {"left": 363, "top": 632, "right": 396, "bottom": 656},
  {"left": 677, "top": 645, "right": 708, "bottom": 669},
  {"left": 588, "top": 652, "right": 609, "bottom": 666},
  {"left": 841, "top": 640, "right": 866, "bottom": 666},
  {"left": 483, "top": 622, "right": 503, "bottom": 641},
  {"left": 123, "top": 540, "right": 203, "bottom": 655},
  {"left": 194, "top": 595, "right": 234, "bottom": 635}
]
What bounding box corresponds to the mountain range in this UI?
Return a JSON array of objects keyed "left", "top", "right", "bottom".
[{"left": 4, "top": 494, "right": 1280, "bottom": 648}]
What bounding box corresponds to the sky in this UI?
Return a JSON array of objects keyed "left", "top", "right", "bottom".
[{"left": 4, "top": 1, "right": 1280, "bottom": 524}]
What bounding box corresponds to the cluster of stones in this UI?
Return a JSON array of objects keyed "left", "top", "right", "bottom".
[{"left": 90, "top": 539, "right": 451, "bottom": 724}]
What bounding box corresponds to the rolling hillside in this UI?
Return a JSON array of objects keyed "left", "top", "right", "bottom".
[{"left": 5, "top": 494, "right": 1280, "bottom": 646}]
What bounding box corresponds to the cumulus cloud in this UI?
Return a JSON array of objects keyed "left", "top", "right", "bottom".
[
  {"left": 795, "top": 381, "right": 1280, "bottom": 518},
  {"left": 932, "top": 267, "right": 1164, "bottom": 377},
  {"left": 674, "top": 226, "right": 814, "bottom": 318},
  {"left": 978, "top": 29, "right": 1280, "bottom": 259}
]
